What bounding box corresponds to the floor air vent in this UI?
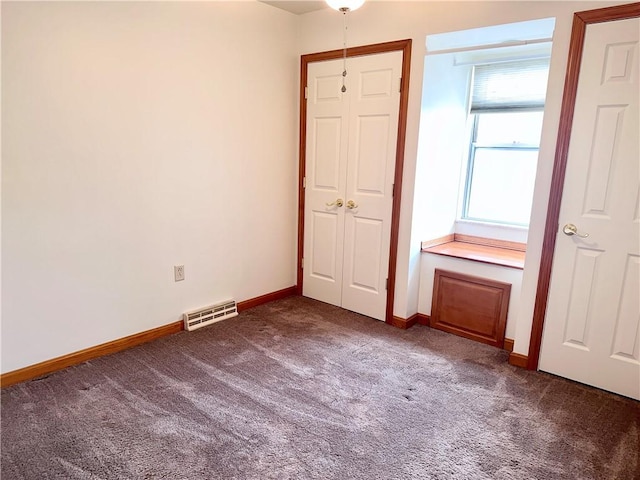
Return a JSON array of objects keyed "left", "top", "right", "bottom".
[{"left": 183, "top": 299, "right": 238, "bottom": 331}]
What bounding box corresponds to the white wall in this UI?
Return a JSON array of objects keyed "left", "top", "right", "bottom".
[
  {"left": 296, "top": 0, "right": 626, "bottom": 353},
  {"left": 1, "top": 2, "right": 298, "bottom": 373},
  {"left": 412, "top": 53, "right": 468, "bottom": 245}
]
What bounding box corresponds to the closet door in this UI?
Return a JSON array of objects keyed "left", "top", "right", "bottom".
[
  {"left": 303, "top": 58, "right": 349, "bottom": 308},
  {"left": 341, "top": 52, "right": 402, "bottom": 320},
  {"left": 303, "top": 51, "right": 402, "bottom": 321}
]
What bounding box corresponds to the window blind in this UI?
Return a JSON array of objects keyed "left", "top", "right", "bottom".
[{"left": 470, "top": 58, "right": 550, "bottom": 113}]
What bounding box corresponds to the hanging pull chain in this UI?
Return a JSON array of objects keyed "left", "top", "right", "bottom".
[{"left": 341, "top": 8, "right": 348, "bottom": 93}]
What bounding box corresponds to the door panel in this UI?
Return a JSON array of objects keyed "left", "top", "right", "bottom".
[
  {"left": 360, "top": 68, "right": 394, "bottom": 98},
  {"left": 312, "top": 117, "right": 342, "bottom": 190},
  {"left": 303, "top": 60, "right": 348, "bottom": 307},
  {"left": 309, "top": 211, "right": 339, "bottom": 281},
  {"left": 353, "top": 115, "right": 390, "bottom": 195},
  {"left": 349, "top": 217, "right": 383, "bottom": 292},
  {"left": 303, "top": 51, "right": 402, "bottom": 321},
  {"left": 540, "top": 17, "right": 639, "bottom": 400},
  {"left": 342, "top": 52, "right": 401, "bottom": 320},
  {"left": 611, "top": 254, "right": 639, "bottom": 362},
  {"left": 562, "top": 247, "right": 601, "bottom": 348},
  {"left": 582, "top": 106, "right": 625, "bottom": 216},
  {"left": 315, "top": 74, "right": 343, "bottom": 103}
]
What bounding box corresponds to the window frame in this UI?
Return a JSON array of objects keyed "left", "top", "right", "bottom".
[{"left": 461, "top": 111, "right": 543, "bottom": 227}]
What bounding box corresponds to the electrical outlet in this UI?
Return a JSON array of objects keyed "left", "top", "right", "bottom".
[{"left": 174, "top": 265, "right": 185, "bottom": 282}]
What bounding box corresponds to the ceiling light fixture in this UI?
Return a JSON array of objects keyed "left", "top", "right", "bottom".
[
  {"left": 325, "top": 0, "right": 365, "bottom": 93},
  {"left": 325, "top": 0, "right": 365, "bottom": 12}
]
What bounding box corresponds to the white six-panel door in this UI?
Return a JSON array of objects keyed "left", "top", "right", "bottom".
[
  {"left": 303, "top": 51, "right": 402, "bottom": 321},
  {"left": 539, "top": 17, "right": 640, "bottom": 400},
  {"left": 303, "top": 59, "right": 349, "bottom": 309}
]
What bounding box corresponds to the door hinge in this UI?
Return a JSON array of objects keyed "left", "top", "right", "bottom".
[
  {"left": 303, "top": 177, "right": 306, "bottom": 189},
  {"left": 392, "top": 183, "right": 395, "bottom": 197},
  {"left": 398, "top": 77, "right": 402, "bottom": 93},
  {"left": 305, "top": 86, "right": 308, "bottom": 100},
  {"left": 386, "top": 278, "right": 389, "bottom": 290},
  {"left": 301, "top": 258, "right": 304, "bottom": 269}
]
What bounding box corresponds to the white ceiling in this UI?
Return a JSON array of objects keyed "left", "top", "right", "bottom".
[{"left": 260, "top": 1, "right": 328, "bottom": 15}]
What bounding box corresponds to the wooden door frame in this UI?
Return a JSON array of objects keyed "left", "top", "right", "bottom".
[
  {"left": 296, "top": 39, "right": 412, "bottom": 324},
  {"left": 527, "top": 3, "right": 640, "bottom": 370}
]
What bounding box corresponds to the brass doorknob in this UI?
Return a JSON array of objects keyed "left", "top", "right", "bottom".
[
  {"left": 326, "top": 198, "right": 344, "bottom": 208},
  {"left": 346, "top": 200, "right": 358, "bottom": 209},
  {"left": 562, "top": 223, "right": 589, "bottom": 238}
]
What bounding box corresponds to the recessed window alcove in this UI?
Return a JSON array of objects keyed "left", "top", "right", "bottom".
[{"left": 414, "top": 17, "right": 556, "bottom": 346}]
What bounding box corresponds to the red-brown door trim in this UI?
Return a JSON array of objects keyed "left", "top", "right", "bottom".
[
  {"left": 527, "top": 3, "right": 640, "bottom": 370},
  {"left": 296, "top": 39, "right": 412, "bottom": 324}
]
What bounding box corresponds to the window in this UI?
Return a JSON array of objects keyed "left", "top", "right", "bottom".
[{"left": 461, "top": 58, "right": 550, "bottom": 227}]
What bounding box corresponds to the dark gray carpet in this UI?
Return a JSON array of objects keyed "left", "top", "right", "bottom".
[{"left": 2, "top": 296, "right": 639, "bottom": 479}]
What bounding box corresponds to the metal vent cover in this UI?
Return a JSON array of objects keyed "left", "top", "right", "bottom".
[{"left": 183, "top": 299, "right": 237, "bottom": 331}]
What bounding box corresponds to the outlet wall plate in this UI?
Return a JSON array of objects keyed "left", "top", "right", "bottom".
[{"left": 174, "top": 265, "right": 185, "bottom": 282}]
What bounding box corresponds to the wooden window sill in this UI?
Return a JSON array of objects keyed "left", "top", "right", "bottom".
[{"left": 421, "top": 234, "right": 526, "bottom": 270}]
